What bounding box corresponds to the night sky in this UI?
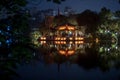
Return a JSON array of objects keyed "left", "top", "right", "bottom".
[{"left": 26, "top": 0, "right": 120, "bottom": 13}]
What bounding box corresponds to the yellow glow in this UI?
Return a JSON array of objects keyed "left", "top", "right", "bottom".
[
  {"left": 80, "top": 37, "right": 84, "bottom": 40},
  {"left": 96, "top": 38, "right": 99, "bottom": 43},
  {"left": 59, "top": 50, "right": 66, "bottom": 55},
  {"left": 40, "top": 41, "right": 46, "bottom": 44},
  {"left": 55, "top": 37, "right": 61, "bottom": 40},
  {"left": 69, "top": 37, "right": 73, "bottom": 40},
  {"left": 55, "top": 41, "right": 66, "bottom": 44},
  {"left": 61, "top": 41, "right": 64, "bottom": 44},
  {"left": 55, "top": 37, "right": 66, "bottom": 41},
  {"left": 57, "top": 41, "right": 60, "bottom": 44},
  {"left": 63, "top": 41, "right": 66, "bottom": 44},
  {"left": 61, "top": 38, "right": 64, "bottom": 40},
  {"left": 70, "top": 41, "right": 73, "bottom": 44},
  {"left": 59, "top": 27, "right": 66, "bottom": 30},
  {"left": 75, "top": 37, "right": 79, "bottom": 40},
  {"left": 41, "top": 37, "right": 46, "bottom": 40},
  {"left": 59, "top": 50, "right": 75, "bottom": 56},
  {"left": 58, "top": 25, "right": 75, "bottom": 30},
  {"left": 63, "top": 38, "right": 66, "bottom": 40},
  {"left": 68, "top": 27, "right": 74, "bottom": 30},
  {"left": 75, "top": 37, "right": 84, "bottom": 40},
  {"left": 58, "top": 37, "right": 60, "bottom": 40},
  {"left": 68, "top": 50, "right": 75, "bottom": 55},
  {"left": 75, "top": 41, "right": 84, "bottom": 44}
]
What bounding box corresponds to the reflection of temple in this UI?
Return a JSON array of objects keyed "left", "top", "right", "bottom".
[
  {"left": 40, "top": 40, "right": 86, "bottom": 56},
  {"left": 38, "top": 41, "right": 95, "bottom": 72},
  {"left": 55, "top": 41, "right": 85, "bottom": 56}
]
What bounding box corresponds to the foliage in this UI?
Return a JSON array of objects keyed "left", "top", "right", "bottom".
[
  {"left": 115, "top": 10, "right": 120, "bottom": 18},
  {"left": 99, "top": 7, "right": 113, "bottom": 23},
  {"left": 0, "top": 0, "right": 34, "bottom": 79},
  {"left": 77, "top": 9, "right": 100, "bottom": 34},
  {"left": 0, "top": 0, "right": 27, "bottom": 12}
]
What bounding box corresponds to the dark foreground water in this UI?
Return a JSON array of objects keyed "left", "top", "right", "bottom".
[
  {"left": 0, "top": 41, "right": 120, "bottom": 80},
  {"left": 16, "top": 62, "right": 120, "bottom": 80}
]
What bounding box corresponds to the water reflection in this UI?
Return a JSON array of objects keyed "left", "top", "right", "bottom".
[
  {"left": 37, "top": 40, "right": 120, "bottom": 70},
  {"left": 0, "top": 40, "right": 120, "bottom": 80}
]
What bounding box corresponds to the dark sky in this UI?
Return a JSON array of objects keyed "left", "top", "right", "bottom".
[{"left": 26, "top": 0, "right": 120, "bottom": 13}]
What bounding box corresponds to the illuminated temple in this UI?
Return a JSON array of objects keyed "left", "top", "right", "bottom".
[
  {"left": 40, "top": 24, "right": 85, "bottom": 41},
  {"left": 39, "top": 8, "right": 86, "bottom": 41}
]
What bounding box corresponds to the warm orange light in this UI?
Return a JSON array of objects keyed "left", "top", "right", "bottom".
[
  {"left": 57, "top": 41, "right": 60, "bottom": 44},
  {"left": 58, "top": 37, "right": 60, "bottom": 40},
  {"left": 55, "top": 37, "right": 61, "bottom": 40},
  {"left": 69, "top": 37, "right": 73, "bottom": 40},
  {"left": 68, "top": 27, "right": 74, "bottom": 30},
  {"left": 75, "top": 37, "right": 84, "bottom": 40},
  {"left": 59, "top": 26, "right": 66, "bottom": 30},
  {"left": 63, "top": 41, "right": 66, "bottom": 44},
  {"left": 59, "top": 50, "right": 75, "bottom": 56},
  {"left": 58, "top": 25, "right": 75, "bottom": 30},
  {"left": 61, "top": 41, "right": 64, "bottom": 44},
  {"left": 61, "top": 38, "right": 64, "bottom": 40},
  {"left": 96, "top": 38, "right": 99, "bottom": 43},
  {"left": 59, "top": 50, "right": 66, "bottom": 55},
  {"left": 70, "top": 41, "right": 73, "bottom": 44},
  {"left": 55, "top": 41, "right": 66, "bottom": 44},
  {"left": 68, "top": 50, "right": 75, "bottom": 55},
  {"left": 41, "top": 37, "right": 46, "bottom": 40},
  {"left": 75, "top": 41, "right": 84, "bottom": 44},
  {"left": 63, "top": 37, "right": 66, "bottom": 40},
  {"left": 80, "top": 37, "right": 84, "bottom": 40},
  {"left": 40, "top": 41, "right": 46, "bottom": 44}
]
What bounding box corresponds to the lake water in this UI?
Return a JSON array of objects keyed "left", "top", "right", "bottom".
[
  {"left": 0, "top": 41, "right": 120, "bottom": 80},
  {"left": 14, "top": 41, "right": 120, "bottom": 80}
]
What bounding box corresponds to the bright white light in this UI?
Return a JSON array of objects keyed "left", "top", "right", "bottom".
[
  {"left": 115, "top": 46, "right": 118, "bottom": 49},
  {"left": 108, "top": 48, "right": 110, "bottom": 51},
  {"left": 115, "top": 32, "right": 118, "bottom": 35},
  {"left": 69, "top": 31, "right": 72, "bottom": 34}
]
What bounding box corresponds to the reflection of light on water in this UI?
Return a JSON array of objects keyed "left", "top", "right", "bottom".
[
  {"left": 55, "top": 41, "right": 66, "bottom": 44},
  {"left": 40, "top": 41, "right": 46, "bottom": 44},
  {"left": 59, "top": 50, "right": 66, "bottom": 55},
  {"left": 96, "top": 38, "right": 99, "bottom": 43},
  {"left": 38, "top": 40, "right": 85, "bottom": 56},
  {"left": 53, "top": 41, "right": 84, "bottom": 45},
  {"left": 59, "top": 50, "right": 75, "bottom": 56},
  {"left": 70, "top": 41, "right": 73, "bottom": 44},
  {"left": 54, "top": 41, "right": 84, "bottom": 56}
]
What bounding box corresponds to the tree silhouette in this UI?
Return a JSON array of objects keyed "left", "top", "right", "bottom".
[{"left": 77, "top": 9, "right": 100, "bottom": 34}]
